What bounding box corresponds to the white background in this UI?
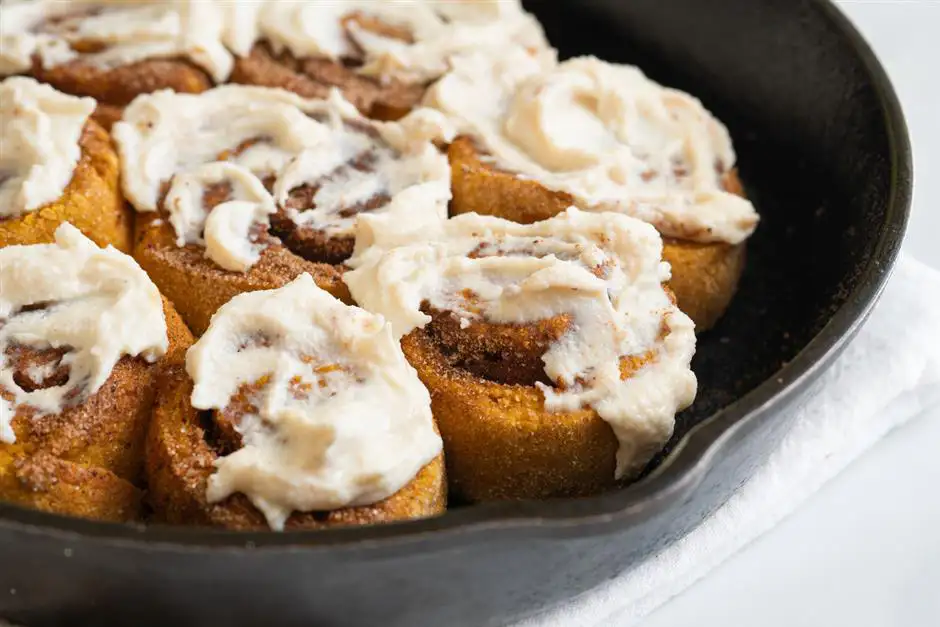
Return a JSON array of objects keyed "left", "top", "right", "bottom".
[{"left": 642, "top": 2, "right": 940, "bottom": 626}]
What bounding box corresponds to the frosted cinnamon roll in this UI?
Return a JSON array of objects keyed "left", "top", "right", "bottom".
[
  {"left": 113, "top": 85, "right": 452, "bottom": 334},
  {"left": 426, "top": 52, "right": 760, "bottom": 330},
  {"left": 0, "top": 224, "right": 192, "bottom": 522},
  {"left": 0, "top": 77, "right": 130, "bottom": 250},
  {"left": 228, "top": 0, "right": 548, "bottom": 121},
  {"left": 344, "top": 208, "right": 697, "bottom": 501},
  {"left": 0, "top": 0, "right": 235, "bottom": 129},
  {"left": 147, "top": 273, "right": 445, "bottom": 530}
]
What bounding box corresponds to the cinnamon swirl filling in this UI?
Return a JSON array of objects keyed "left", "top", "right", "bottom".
[{"left": 115, "top": 85, "right": 453, "bottom": 272}]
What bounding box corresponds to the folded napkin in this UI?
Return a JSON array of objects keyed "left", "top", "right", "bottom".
[{"left": 519, "top": 254, "right": 940, "bottom": 627}]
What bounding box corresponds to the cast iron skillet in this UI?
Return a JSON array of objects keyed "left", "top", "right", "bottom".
[{"left": 0, "top": 0, "right": 912, "bottom": 625}]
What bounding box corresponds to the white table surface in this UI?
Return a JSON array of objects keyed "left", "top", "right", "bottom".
[{"left": 641, "top": 2, "right": 940, "bottom": 627}]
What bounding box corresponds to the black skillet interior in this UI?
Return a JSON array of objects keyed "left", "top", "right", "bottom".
[
  {"left": 536, "top": 0, "right": 904, "bottom": 471},
  {"left": 0, "top": 1, "right": 911, "bottom": 626}
]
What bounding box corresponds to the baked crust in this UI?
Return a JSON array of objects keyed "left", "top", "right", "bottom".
[
  {"left": 0, "top": 298, "right": 193, "bottom": 522},
  {"left": 0, "top": 118, "right": 132, "bottom": 252},
  {"left": 145, "top": 362, "right": 447, "bottom": 530},
  {"left": 133, "top": 211, "right": 351, "bottom": 336},
  {"left": 30, "top": 56, "right": 212, "bottom": 129},
  {"left": 401, "top": 302, "right": 668, "bottom": 501},
  {"left": 270, "top": 209, "right": 357, "bottom": 266},
  {"left": 661, "top": 238, "right": 746, "bottom": 332},
  {"left": 0, "top": 451, "right": 142, "bottom": 523},
  {"left": 401, "top": 327, "right": 620, "bottom": 502},
  {"left": 88, "top": 102, "right": 125, "bottom": 132},
  {"left": 230, "top": 42, "right": 424, "bottom": 121},
  {"left": 447, "top": 136, "right": 747, "bottom": 331}
]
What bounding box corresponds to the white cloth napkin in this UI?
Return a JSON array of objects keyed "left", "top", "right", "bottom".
[{"left": 519, "top": 254, "right": 940, "bottom": 627}]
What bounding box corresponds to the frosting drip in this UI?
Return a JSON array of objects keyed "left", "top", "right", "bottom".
[
  {"left": 425, "top": 54, "right": 760, "bottom": 244},
  {"left": 0, "top": 223, "right": 169, "bottom": 444},
  {"left": 0, "top": 77, "right": 94, "bottom": 218},
  {"left": 186, "top": 273, "right": 442, "bottom": 530},
  {"left": 113, "top": 86, "right": 453, "bottom": 272},
  {"left": 344, "top": 208, "right": 697, "bottom": 478}
]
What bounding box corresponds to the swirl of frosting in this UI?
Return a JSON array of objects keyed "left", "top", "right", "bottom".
[
  {"left": 345, "top": 208, "right": 697, "bottom": 477},
  {"left": 425, "top": 54, "right": 760, "bottom": 245},
  {"left": 185, "top": 272, "right": 442, "bottom": 530},
  {"left": 255, "top": 0, "right": 548, "bottom": 85},
  {"left": 0, "top": 77, "right": 95, "bottom": 218},
  {"left": 113, "top": 86, "right": 453, "bottom": 271},
  {"left": 0, "top": 223, "right": 168, "bottom": 443}
]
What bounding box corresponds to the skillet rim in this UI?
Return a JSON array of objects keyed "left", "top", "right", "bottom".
[{"left": 0, "top": 0, "right": 913, "bottom": 551}]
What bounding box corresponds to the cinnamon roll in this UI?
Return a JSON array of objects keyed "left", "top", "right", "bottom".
[
  {"left": 344, "top": 208, "right": 697, "bottom": 501},
  {"left": 425, "top": 52, "right": 760, "bottom": 330},
  {"left": 0, "top": 77, "right": 131, "bottom": 251},
  {"left": 228, "top": 0, "right": 548, "bottom": 121},
  {"left": 113, "top": 85, "right": 453, "bottom": 334},
  {"left": 146, "top": 273, "right": 445, "bottom": 530},
  {"left": 0, "top": 1, "right": 233, "bottom": 129},
  {"left": 0, "top": 223, "right": 192, "bottom": 522}
]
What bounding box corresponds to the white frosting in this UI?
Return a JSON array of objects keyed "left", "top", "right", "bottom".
[
  {"left": 0, "top": 223, "right": 169, "bottom": 444},
  {"left": 0, "top": 1, "right": 547, "bottom": 89},
  {"left": 345, "top": 208, "right": 698, "bottom": 478},
  {"left": 113, "top": 86, "right": 453, "bottom": 271},
  {"left": 255, "top": 0, "right": 549, "bottom": 84},
  {"left": 186, "top": 273, "right": 442, "bottom": 530},
  {"left": 425, "top": 54, "right": 760, "bottom": 244},
  {"left": 165, "top": 162, "right": 277, "bottom": 272},
  {"left": 0, "top": 76, "right": 95, "bottom": 218},
  {"left": 0, "top": 0, "right": 235, "bottom": 82}
]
